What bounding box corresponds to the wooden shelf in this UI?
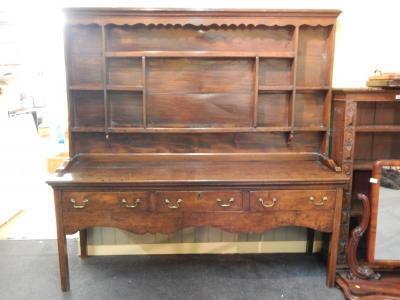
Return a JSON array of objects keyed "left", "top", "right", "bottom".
[
  {"left": 296, "top": 86, "right": 330, "bottom": 91},
  {"left": 259, "top": 85, "right": 293, "bottom": 92},
  {"left": 353, "top": 160, "right": 374, "bottom": 171},
  {"left": 294, "top": 126, "right": 327, "bottom": 132},
  {"left": 69, "top": 84, "right": 103, "bottom": 91},
  {"left": 355, "top": 125, "right": 400, "bottom": 132},
  {"left": 108, "top": 127, "right": 293, "bottom": 133},
  {"left": 71, "top": 127, "right": 105, "bottom": 133},
  {"left": 71, "top": 126, "right": 329, "bottom": 134},
  {"left": 105, "top": 51, "right": 296, "bottom": 58},
  {"left": 106, "top": 85, "right": 143, "bottom": 92},
  {"left": 69, "top": 84, "right": 144, "bottom": 92}
]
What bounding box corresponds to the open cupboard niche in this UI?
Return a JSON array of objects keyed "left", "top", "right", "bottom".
[{"left": 66, "top": 21, "right": 335, "bottom": 155}]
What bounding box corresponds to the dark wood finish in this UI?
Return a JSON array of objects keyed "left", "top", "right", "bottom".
[
  {"left": 79, "top": 229, "right": 88, "bottom": 258},
  {"left": 366, "top": 160, "right": 400, "bottom": 267},
  {"left": 332, "top": 88, "right": 400, "bottom": 265},
  {"left": 346, "top": 194, "right": 380, "bottom": 280},
  {"left": 48, "top": 8, "right": 345, "bottom": 291},
  {"left": 249, "top": 189, "right": 336, "bottom": 211},
  {"left": 53, "top": 189, "right": 70, "bottom": 291},
  {"left": 337, "top": 273, "right": 400, "bottom": 300},
  {"left": 306, "top": 228, "right": 315, "bottom": 255},
  {"left": 336, "top": 192, "right": 400, "bottom": 300}
]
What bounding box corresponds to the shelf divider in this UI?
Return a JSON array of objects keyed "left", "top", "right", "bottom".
[
  {"left": 101, "top": 25, "right": 109, "bottom": 137},
  {"left": 142, "top": 56, "right": 147, "bottom": 129},
  {"left": 290, "top": 26, "right": 300, "bottom": 136},
  {"left": 253, "top": 56, "right": 259, "bottom": 127}
]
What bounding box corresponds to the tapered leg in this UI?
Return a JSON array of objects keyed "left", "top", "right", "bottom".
[
  {"left": 306, "top": 228, "right": 315, "bottom": 255},
  {"left": 54, "top": 190, "right": 70, "bottom": 291},
  {"left": 56, "top": 232, "right": 70, "bottom": 291},
  {"left": 326, "top": 189, "right": 343, "bottom": 287},
  {"left": 79, "top": 229, "right": 88, "bottom": 258}
]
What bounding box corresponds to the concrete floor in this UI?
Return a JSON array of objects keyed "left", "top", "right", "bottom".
[{"left": 0, "top": 239, "right": 344, "bottom": 300}]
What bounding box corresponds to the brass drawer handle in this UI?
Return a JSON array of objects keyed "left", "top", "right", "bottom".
[
  {"left": 121, "top": 198, "right": 141, "bottom": 208},
  {"left": 69, "top": 198, "right": 89, "bottom": 209},
  {"left": 258, "top": 197, "right": 277, "bottom": 208},
  {"left": 216, "top": 197, "right": 235, "bottom": 207},
  {"left": 309, "top": 196, "right": 328, "bottom": 206},
  {"left": 164, "top": 198, "right": 183, "bottom": 209}
]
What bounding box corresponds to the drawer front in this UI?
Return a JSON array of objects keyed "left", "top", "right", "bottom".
[
  {"left": 63, "top": 191, "right": 149, "bottom": 212},
  {"left": 156, "top": 190, "right": 243, "bottom": 212},
  {"left": 250, "top": 190, "right": 336, "bottom": 211}
]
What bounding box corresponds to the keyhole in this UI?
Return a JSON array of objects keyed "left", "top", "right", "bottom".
[{"left": 197, "top": 192, "right": 202, "bottom": 200}]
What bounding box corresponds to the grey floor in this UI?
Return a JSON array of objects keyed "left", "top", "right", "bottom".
[{"left": 0, "top": 240, "right": 344, "bottom": 300}]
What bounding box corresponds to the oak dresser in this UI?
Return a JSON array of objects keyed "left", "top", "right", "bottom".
[{"left": 47, "top": 8, "right": 348, "bottom": 291}]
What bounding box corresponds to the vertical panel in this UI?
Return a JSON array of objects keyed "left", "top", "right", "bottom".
[
  {"left": 181, "top": 228, "right": 196, "bottom": 243},
  {"left": 195, "top": 227, "right": 209, "bottom": 242},
  {"left": 114, "top": 229, "right": 131, "bottom": 244},
  {"left": 101, "top": 227, "right": 116, "bottom": 245}
]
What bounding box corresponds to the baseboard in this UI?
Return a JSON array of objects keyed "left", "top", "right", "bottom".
[{"left": 87, "top": 240, "right": 322, "bottom": 256}]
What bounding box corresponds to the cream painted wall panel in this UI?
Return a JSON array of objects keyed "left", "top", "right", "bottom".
[{"left": 87, "top": 227, "right": 307, "bottom": 246}]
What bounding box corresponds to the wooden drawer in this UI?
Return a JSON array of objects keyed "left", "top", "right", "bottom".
[
  {"left": 250, "top": 190, "right": 336, "bottom": 211},
  {"left": 62, "top": 191, "right": 149, "bottom": 212},
  {"left": 156, "top": 191, "right": 242, "bottom": 212}
]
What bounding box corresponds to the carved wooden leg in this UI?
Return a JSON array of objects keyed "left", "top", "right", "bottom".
[
  {"left": 79, "top": 229, "right": 88, "bottom": 258},
  {"left": 326, "top": 189, "right": 343, "bottom": 287},
  {"left": 306, "top": 228, "right": 314, "bottom": 255},
  {"left": 54, "top": 190, "right": 70, "bottom": 291}
]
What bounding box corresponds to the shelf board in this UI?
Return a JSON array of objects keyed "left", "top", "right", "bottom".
[
  {"left": 296, "top": 86, "right": 330, "bottom": 92},
  {"left": 105, "top": 51, "right": 295, "bottom": 58},
  {"left": 259, "top": 85, "right": 293, "bottom": 92},
  {"left": 353, "top": 160, "right": 374, "bottom": 171},
  {"left": 71, "top": 127, "right": 105, "bottom": 133},
  {"left": 69, "top": 84, "right": 103, "bottom": 91},
  {"left": 355, "top": 125, "right": 400, "bottom": 133},
  {"left": 293, "top": 126, "right": 327, "bottom": 132},
  {"left": 108, "top": 127, "right": 292, "bottom": 133},
  {"left": 71, "top": 126, "right": 328, "bottom": 134},
  {"left": 106, "top": 84, "right": 143, "bottom": 92}
]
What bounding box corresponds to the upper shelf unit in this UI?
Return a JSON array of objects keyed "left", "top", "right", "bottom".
[{"left": 65, "top": 12, "right": 338, "bottom": 138}]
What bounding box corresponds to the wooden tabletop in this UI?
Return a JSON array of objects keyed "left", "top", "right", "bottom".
[{"left": 47, "top": 154, "right": 348, "bottom": 186}]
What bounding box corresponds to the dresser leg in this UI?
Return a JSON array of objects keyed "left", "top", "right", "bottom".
[
  {"left": 79, "top": 229, "right": 88, "bottom": 258},
  {"left": 326, "top": 189, "right": 343, "bottom": 287},
  {"left": 54, "top": 190, "right": 70, "bottom": 291},
  {"left": 57, "top": 233, "right": 70, "bottom": 291},
  {"left": 306, "top": 228, "right": 314, "bottom": 255}
]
